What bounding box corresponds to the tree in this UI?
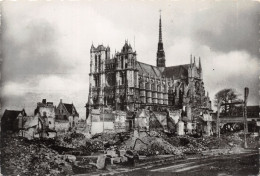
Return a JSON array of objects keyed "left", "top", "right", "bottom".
[
  {"left": 214, "top": 88, "right": 242, "bottom": 138},
  {"left": 214, "top": 88, "right": 242, "bottom": 115}
]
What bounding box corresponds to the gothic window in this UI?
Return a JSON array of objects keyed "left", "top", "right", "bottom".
[
  {"left": 195, "top": 81, "right": 200, "bottom": 95},
  {"left": 95, "top": 55, "right": 97, "bottom": 72},
  {"left": 98, "top": 55, "right": 101, "bottom": 72},
  {"left": 115, "top": 58, "right": 118, "bottom": 68},
  {"left": 107, "top": 74, "right": 114, "bottom": 86},
  {"left": 146, "top": 82, "right": 149, "bottom": 90},
  {"left": 121, "top": 57, "right": 124, "bottom": 69},
  {"left": 120, "top": 72, "right": 124, "bottom": 85}
]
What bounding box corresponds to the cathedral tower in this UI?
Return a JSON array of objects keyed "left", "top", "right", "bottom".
[{"left": 156, "top": 10, "right": 165, "bottom": 68}]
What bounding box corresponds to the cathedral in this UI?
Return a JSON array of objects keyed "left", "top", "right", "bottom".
[{"left": 87, "top": 14, "right": 211, "bottom": 118}]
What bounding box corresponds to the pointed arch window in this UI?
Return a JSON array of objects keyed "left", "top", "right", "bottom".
[
  {"left": 98, "top": 55, "right": 101, "bottom": 72},
  {"left": 95, "top": 55, "right": 97, "bottom": 72},
  {"left": 121, "top": 57, "right": 124, "bottom": 69}
]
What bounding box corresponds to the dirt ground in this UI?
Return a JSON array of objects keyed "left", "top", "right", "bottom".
[{"left": 119, "top": 149, "right": 259, "bottom": 176}]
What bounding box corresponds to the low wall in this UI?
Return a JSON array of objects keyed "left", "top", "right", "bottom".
[
  {"left": 91, "top": 122, "right": 114, "bottom": 134},
  {"left": 55, "top": 121, "right": 69, "bottom": 132}
]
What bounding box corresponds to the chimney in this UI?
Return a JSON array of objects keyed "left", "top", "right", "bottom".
[
  {"left": 60, "top": 99, "right": 62, "bottom": 103},
  {"left": 42, "top": 99, "right": 46, "bottom": 104}
]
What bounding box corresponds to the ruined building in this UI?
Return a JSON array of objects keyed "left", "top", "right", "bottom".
[
  {"left": 55, "top": 99, "right": 79, "bottom": 128},
  {"left": 87, "top": 13, "right": 211, "bottom": 121},
  {"left": 34, "top": 99, "right": 55, "bottom": 129}
]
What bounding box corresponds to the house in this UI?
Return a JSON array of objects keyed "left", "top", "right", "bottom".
[
  {"left": 34, "top": 99, "right": 55, "bottom": 130},
  {"left": 1, "top": 109, "right": 27, "bottom": 133},
  {"left": 55, "top": 99, "right": 79, "bottom": 129}
]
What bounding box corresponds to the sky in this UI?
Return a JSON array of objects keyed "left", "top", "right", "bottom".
[{"left": 1, "top": 0, "right": 259, "bottom": 118}]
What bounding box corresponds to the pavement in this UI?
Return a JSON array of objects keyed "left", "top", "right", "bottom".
[{"left": 73, "top": 148, "right": 259, "bottom": 176}]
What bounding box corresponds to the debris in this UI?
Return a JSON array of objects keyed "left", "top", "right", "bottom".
[
  {"left": 1, "top": 135, "right": 73, "bottom": 176},
  {"left": 96, "top": 155, "right": 107, "bottom": 169},
  {"left": 72, "top": 162, "right": 97, "bottom": 174}
]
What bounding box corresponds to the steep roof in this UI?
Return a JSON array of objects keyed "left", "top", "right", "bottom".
[
  {"left": 136, "top": 61, "right": 189, "bottom": 80},
  {"left": 1, "top": 109, "right": 26, "bottom": 132},
  {"left": 2, "top": 110, "right": 23, "bottom": 121},
  {"left": 162, "top": 64, "right": 190, "bottom": 79},
  {"left": 63, "top": 103, "right": 79, "bottom": 116},
  {"left": 136, "top": 61, "right": 162, "bottom": 77}
]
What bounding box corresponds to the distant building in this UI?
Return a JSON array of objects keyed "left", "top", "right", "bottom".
[
  {"left": 55, "top": 99, "right": 79, "bottom": 128},
  {"left": 1, "top": 109, "right": 27, "bottom": 133},
  {"left": 247, "top": 106, "right": 259, "bottom": 119},
  {"left": 34, "top": 99, "right": 55, "bottom": 129},
  {"left": 247, "top": 106, "right": 259, "bottom": 133},
  {"left": 212, "top": 105, "right": 260, "bottom": 134}
]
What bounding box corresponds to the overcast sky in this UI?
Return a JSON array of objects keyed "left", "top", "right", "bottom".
[{"left": 1, "top": 0, "right": 259, "bottom": 118}]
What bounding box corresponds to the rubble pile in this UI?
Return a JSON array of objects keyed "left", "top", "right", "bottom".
[
  {"left": 89, "top": 132, "right": 131, "bottom": 152},
  {"left": 202, "top": 133, "right": 243, "bottom": 149},
  {"left": 246, "top": 135, "right": 259, "bottom": 148},
  {"left": 153, "top": 131, "right": 207, "bottom": 155},
  {"left": 176, "top": 136, "right": 207, "bottom": 154},
  {"left": 118, "top": 131, "right": 256, "bottom": 156},
  {"left": 148, "top": 137, "right": 183, "bottom": 155},
  {"left": 56, "top": 132, "right": 87, "bottom": 148},
  {"left": 1, "top": 135, "right": 73, "bottom": 176},
  {"left": 90, "top": 140, "right": 105, "bottom": 152},
  {"left": 119, "top": 132, "right": 183, "bottom": 156}
]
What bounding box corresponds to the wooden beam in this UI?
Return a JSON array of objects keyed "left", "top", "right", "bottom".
[{"left": 221, "top": 102, "right": 244, "bottom": 106}]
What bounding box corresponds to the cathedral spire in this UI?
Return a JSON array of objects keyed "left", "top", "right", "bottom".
[
  {"left": 159, "top": 10, "right": 162, "bottom": 43},
  {"left": 156, "top": 10, "right": 165, "bottom": 68}
]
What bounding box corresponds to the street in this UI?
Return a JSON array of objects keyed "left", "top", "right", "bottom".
[{"left": 114, "top": 149, "right": 259, "bottom": 176}]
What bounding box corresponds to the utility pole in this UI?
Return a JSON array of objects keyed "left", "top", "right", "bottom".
[
  {"left": 216, "top": 101, "right": 221, "bottom": 138},
  {"left": 101, "top": 60, "right": 104, "bottom": 133},
  {"left": 244, "top": 87, "right": 249, "bottom": 148},
  {"left": 102, "top": 103, "right": 104, "bottom": 133}
]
